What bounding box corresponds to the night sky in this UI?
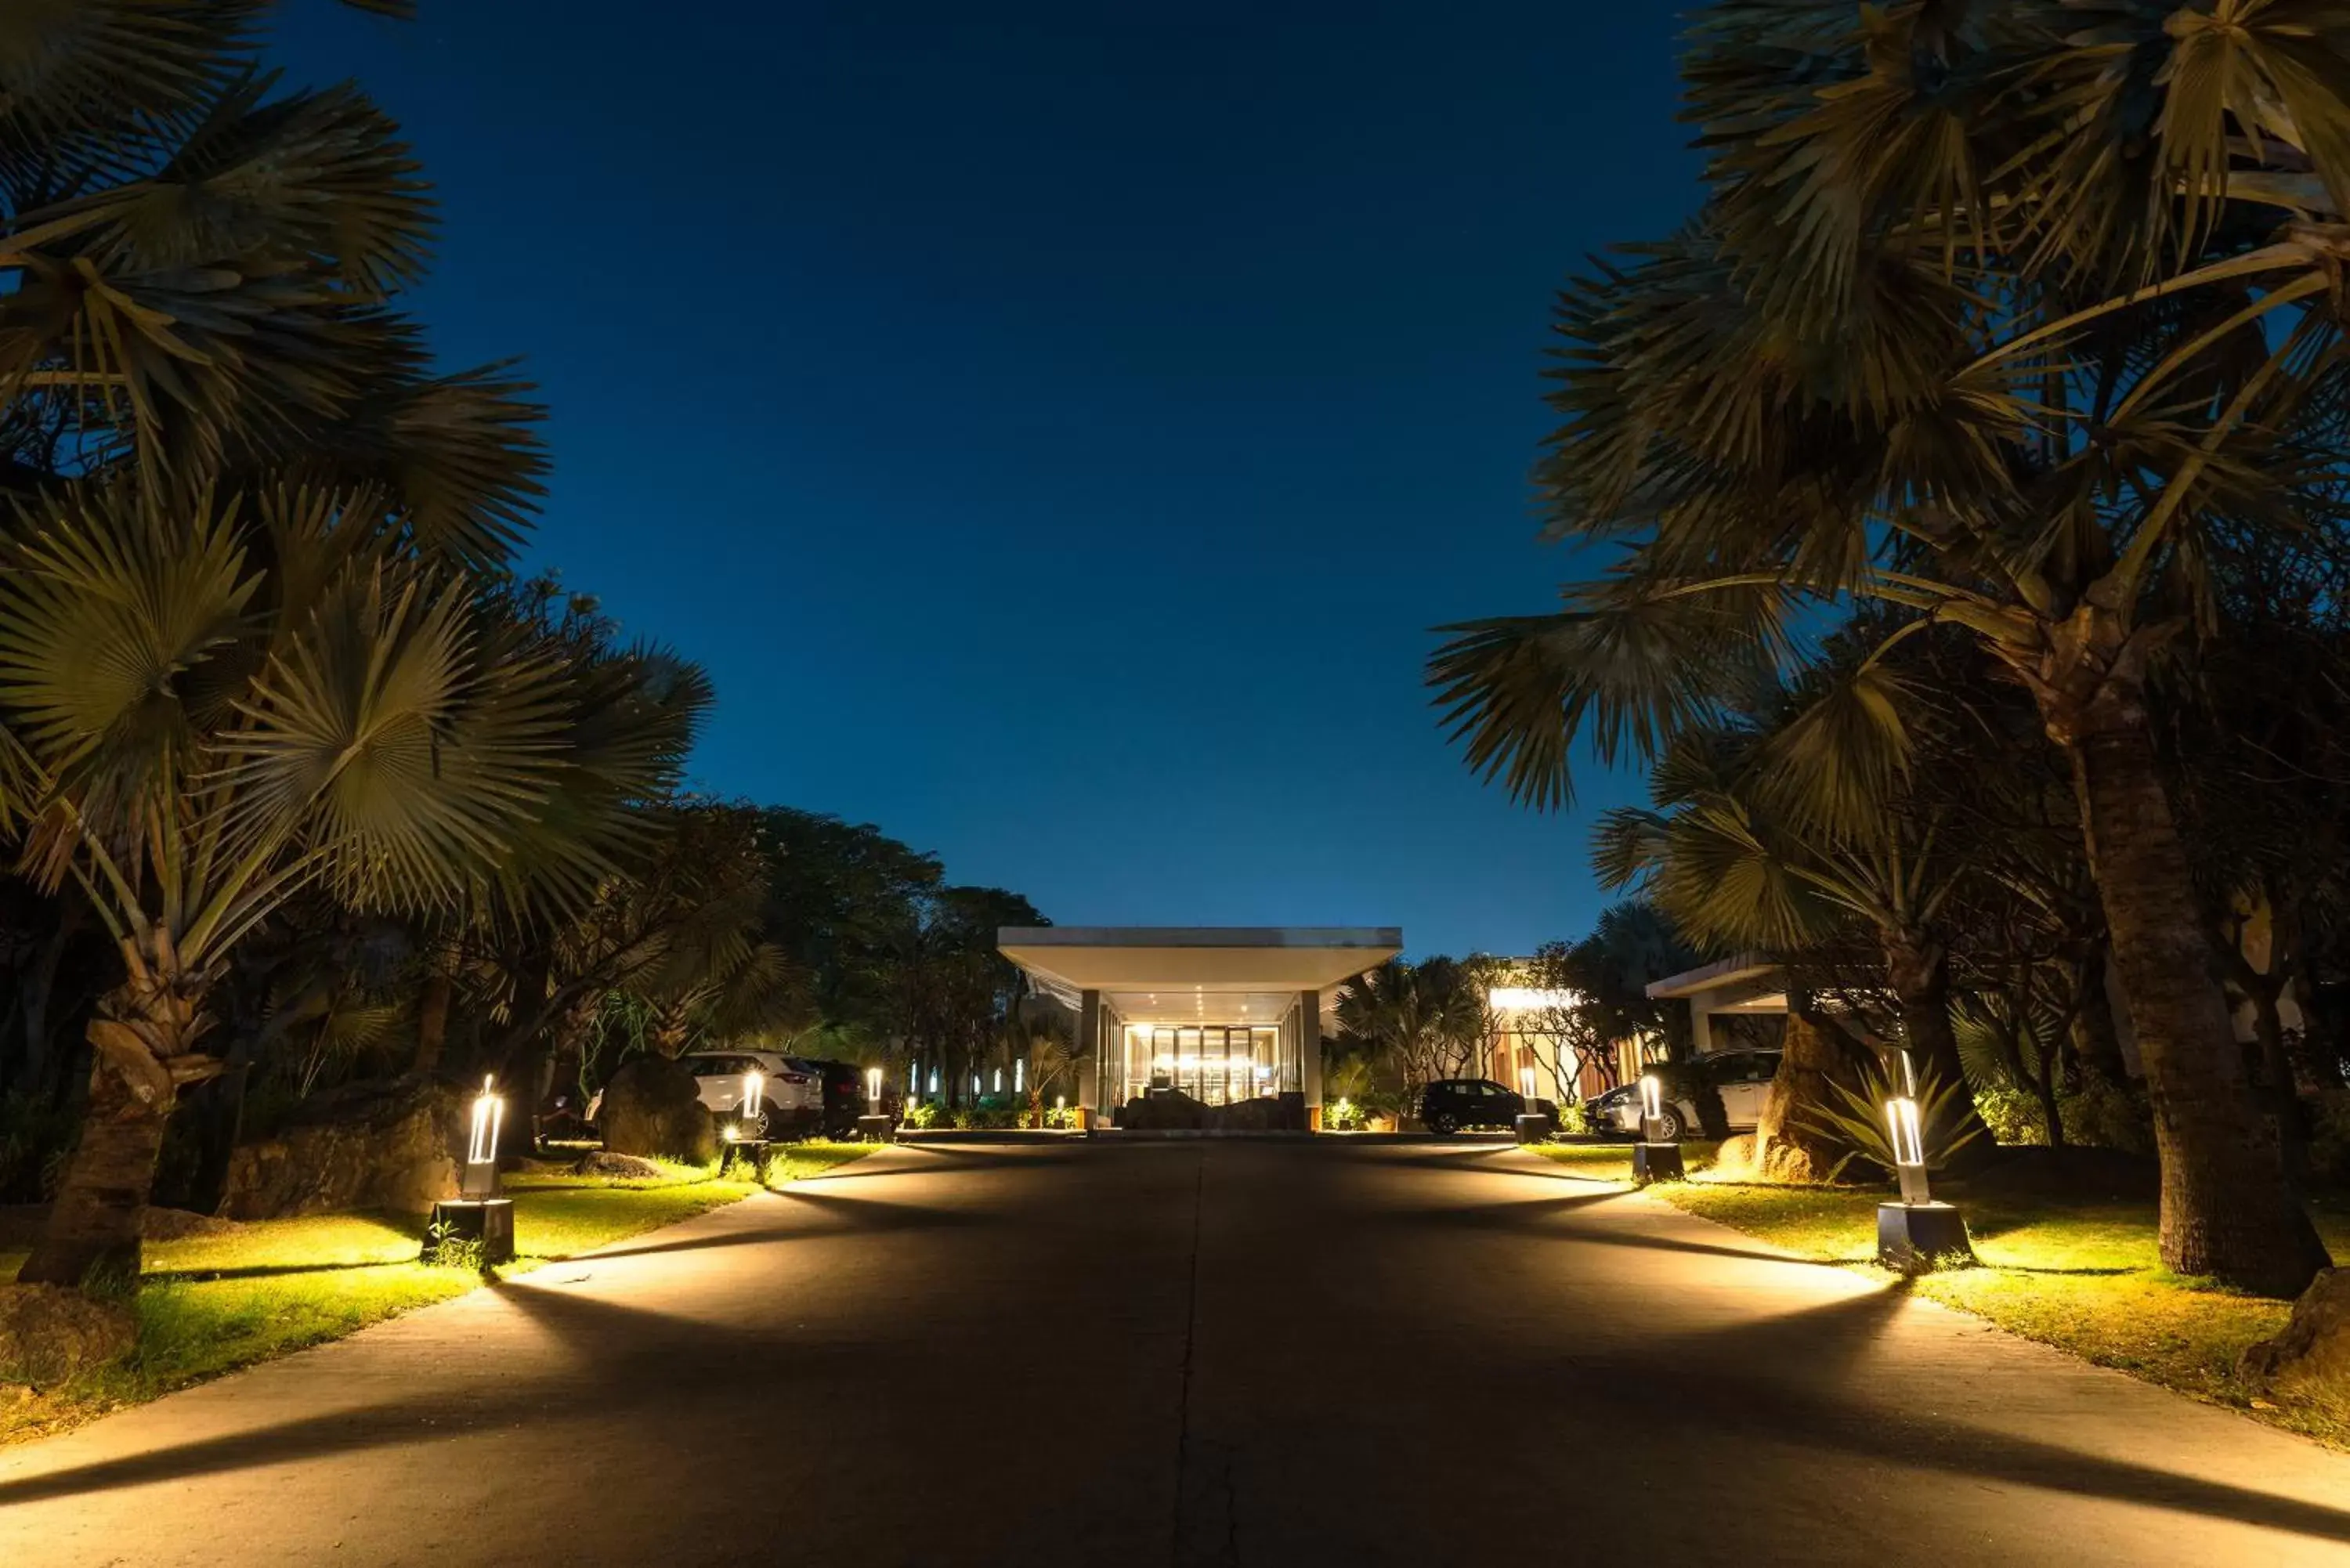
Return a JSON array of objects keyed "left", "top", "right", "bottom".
[{"left": 271, "top": 2, "right": 1701, "bottom": 956}]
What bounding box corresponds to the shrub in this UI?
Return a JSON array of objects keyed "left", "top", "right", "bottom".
[
  {"left": 900, "top": 1101, "right": 941, "bottom": 1130},
  {"left": 1802, "top": 1060, "right": 1985, "bottom": 1178},
  {"left": 1042, "top": 1103, "right": 1079, "bottom": 1130},
  {"left": 1553, "top": 1099, "right": 1593, "bottom": 1137}
]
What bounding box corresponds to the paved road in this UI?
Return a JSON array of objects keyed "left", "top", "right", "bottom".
[{"left": 4, "top": 1140, "right": 2349, "bottom": 1566}]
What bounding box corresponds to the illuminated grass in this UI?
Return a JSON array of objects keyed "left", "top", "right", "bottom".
[
  {"left": 1622, "top": 1169, "right": 2350, "bottom": 1448},
  {"left": 2, "top": 1142, "right": 873, "bottom": 1445}
]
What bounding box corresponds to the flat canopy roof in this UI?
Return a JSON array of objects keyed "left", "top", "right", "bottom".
[{"left": 999, "top": 927, "right": 1401, "bottom": 1019}]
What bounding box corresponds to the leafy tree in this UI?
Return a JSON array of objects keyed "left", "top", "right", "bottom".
[{"left": 1430, "top": 4, "right": 2346, "bottom": 1293}]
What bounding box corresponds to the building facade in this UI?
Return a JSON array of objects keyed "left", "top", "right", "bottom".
[{"left": 997, "top": 927, "right": 1402, "bottom": 1129}]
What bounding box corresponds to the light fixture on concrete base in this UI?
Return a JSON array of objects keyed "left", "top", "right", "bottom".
[
  {"left": 1632, "top": 1071, "right": 1683, "bottom": 1184},
  {"left": 1514, "top": 1064, "right": 1553, "bottom": 1145},
  {"left": 1874, "top": 1054, "right": 1974, "bottom": 1272},
  {"left": 425, "top": 1075, "right": 515, "bottom": 1265}
]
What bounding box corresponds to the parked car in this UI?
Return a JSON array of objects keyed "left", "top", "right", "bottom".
[
  {"left": 585, "top": 1050, "right": 823, "bottom": 1140},
  {"left": 1587, "top": 1049, "right": 1782, "bottom": 1140},
  {"left": 1419, "top": 1078, "right": 1554, "bottom": 1136},
  {"left": 804, "top": 1058, "right": 872, "bottom": 1137}
]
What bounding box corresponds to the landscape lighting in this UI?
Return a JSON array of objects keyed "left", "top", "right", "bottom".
[
  {"left": 1015, "top": 1060, "right": 1025, "bottom": 1094},
  {"left": 461, "top": 1075, "right": 504, "bottom": 1198},
  {"left": 1873, "top": 1050, "right": 1974, "bottom": 1270},
  {"left": 743, "top": 1070, "right": 765, "bottom": 1122},
  {"left": 1632, "top": 1071, "right": 1683, "bottom": 1185},
  {"left": 866, "top": 1066, "right": 883, "bottom": 1110},
  {"left": 1520, "top": 1066, "right": 1537, "bottom": 1103}
]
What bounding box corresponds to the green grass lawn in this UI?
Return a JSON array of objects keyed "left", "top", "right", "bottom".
[
  {"left": 1531, "top": 1140, "right": 2350, "bottom": 1447},
  {"left": 1, "top": 1140, "right": 874, "bottom": 1445}
]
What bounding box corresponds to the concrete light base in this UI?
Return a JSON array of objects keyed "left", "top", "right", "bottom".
[
  {"left": 424, "top": 1198, "right": 515, "bottom": 1266},
  {"left": 1514, "top": 1114, "right": 1556, "bottom": 1145},
  {"left": 855, "top": 1114, "right": 895, "bottom": 1143},
  {"left": 1877, "top": 1201, "right": 1975, "bottom": 1273},
  {"left": 719, "top": 1137, "right": 772, "bottom": 1179},
  {"left": 1632, "top": 1142, "right": 1685, "bottom": 1185}
]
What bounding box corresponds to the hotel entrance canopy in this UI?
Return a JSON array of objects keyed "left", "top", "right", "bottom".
[{"left": 997, "top": 927, "right": 1401, "bottom": 1118}]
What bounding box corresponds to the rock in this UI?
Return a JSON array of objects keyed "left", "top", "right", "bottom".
[
  {"left": 2240, "top": 1268, "right": 2350, "bottom": 1414},
  {"left": 220, "top": 1075, "right": 461, "bottom": 1221},
  {"left": 0, "top": 1284, "right": 136, "bottom": 1388},
  {"left": 1755, "top": 1139, "right": 1835, "bottom": 1184},
  {"left": 598, "top": 1057, "right": 717, "bottom": 1164},
  {"left": 572, "top": 1151, "right": 664, "bottom": 1180}
]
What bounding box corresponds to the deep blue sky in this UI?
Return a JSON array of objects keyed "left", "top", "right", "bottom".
[{"left": 273, "top": 2, "right": 1701, "bottom": 956}]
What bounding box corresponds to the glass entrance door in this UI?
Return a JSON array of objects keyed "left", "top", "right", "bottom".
[{"left": 1123, "top": 1024, "right": 1284, "bottom": 1105}]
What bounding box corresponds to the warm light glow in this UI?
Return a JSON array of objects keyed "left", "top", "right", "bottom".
[
  {"left": 742, "top": 1070, "right": 765, "bottom": 1119},
  {"left": 1638, "top": 1073, "right": 1664, "bottom": 1124},
  {"left": 1885, "top": 1097, "right": 1925, "bottom": 1167},
  {"left": 1519, "top": 1066, "right": 1537, "bottom": 1101},
  {"left": 927, "top": 1070, "right": 940, "bottom": 1093},
  {"left": 1015, "top": 1060, "right": 1025, "bottom": 1093},
  {"left": 1487, "top": 986, "right": 1581, "bottom": 1013},
  {"left": 1055, "top": 1094, "right": 1066, "bottom": 1111},
  {"left": 467, "top": 1076, "right": 504, "bottom": 1167},
  {"left": 866, "top": 1066, "right": 883, "bottom": 1107}
]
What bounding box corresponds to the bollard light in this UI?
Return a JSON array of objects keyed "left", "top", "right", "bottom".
[
  {"left": 1631, "top": 1071, "right": 1683, "bottom": 1185},
  {"left": 462, "top": 1075, "right": 504, "bottom": 1198},
  {"left": 1015, "top": 1059, "right": 1025, "bottom": 1094},
  {"left": 742, "top": 1069, "right": 765, "bottom": 1129},
  {"left": 1520, "top": 1065, "right": 1538, "bottom": 1104},
  {"left": 971, "top": 1072, "right": 981, "bottom": 1097},
  {"left": 1885, "top": 1094, "right": 1930, "bottom": 1204},
  {"left": 928, "top": 1068, "right": 939, "bottom": 1094},
  {"left": 866, "top": 1065, "right": 883, "bottom": 1111}
]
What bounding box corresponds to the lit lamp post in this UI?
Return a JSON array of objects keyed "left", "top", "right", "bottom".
[
  {"left": 1513, "top": 1064, "right": 1553, "bottom": 1145},
  {"left": 856, "top": 1064, "right": 893, "bottom": 1143},
  {"left": 425, "top": 1075, "right": 516, "bottom": 1265},
  {"left": 721, "top": 1069, "right": 772, "bottom": 1179},
  {"left": 1631, "top": 1071, "right": 1684, "bottom": 1185},
  {"left": 1875, "top": 1055, "right": 1974, "bottom": 1271}
]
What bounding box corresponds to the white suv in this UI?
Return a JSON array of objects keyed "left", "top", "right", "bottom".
[
  {"left": 1593, "top": 1049, "right": 1782, "bottom": 1140},
  {"left": 588, "top": 1050, "right": 822, "bottom": 1140}
]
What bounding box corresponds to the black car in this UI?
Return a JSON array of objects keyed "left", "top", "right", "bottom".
[
  {"left": 808, "top": 1058, "right": 870, "bottom": 1137},
  {"left": 1419, "top": 1078, "right": 1553, "bottom": 1136}
]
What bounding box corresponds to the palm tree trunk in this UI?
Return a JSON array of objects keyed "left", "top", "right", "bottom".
[
  {"left": 2069, "top": 717, "right": 2330, "bottom": 1295},
  {"left": 2070, "top": 945, "right": 2130, "bottom": 1086},
  {"left": 19, "top": 938, "right": 215, "bottom": 1289},
  {"left": 1752, "top": 1006, "right": 1849, "bottom": 1182},
  {"left": 1882, "top": 932, "right": 1994, "bottom": 1162},
  {"left": 412, "top": 967, "right": 454, "bottom": 1075}
]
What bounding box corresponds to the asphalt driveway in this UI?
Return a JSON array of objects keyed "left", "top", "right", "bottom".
[{"left": 3, "top": 1140, "right": 2348, "bottom": 1566}]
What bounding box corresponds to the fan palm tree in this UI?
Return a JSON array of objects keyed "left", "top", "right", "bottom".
[
  {"left": 0, "top": 1, "right": 542, "bottom": 563},
  {"left": 1430, "top": 2, "right": 2343, "bottom": 1294},
  {"left": 2, "top": 482, "right": 604, "bottom": 1285}
]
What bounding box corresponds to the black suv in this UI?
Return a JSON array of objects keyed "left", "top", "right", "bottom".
[{"left": 1419, "top": 1078, "right": 1552, "bottom": 1136}]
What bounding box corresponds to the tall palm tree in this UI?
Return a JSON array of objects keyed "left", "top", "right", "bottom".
[
  {"left": 1430, "top": 3, "right": 2344, "bottom": 1294},
  {"left": 2, "top": 484, "right": 598, "bottom": 1284}
]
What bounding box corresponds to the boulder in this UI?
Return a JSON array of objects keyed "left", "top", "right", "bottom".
[
  {"left": 1711, "top": 1134, "right": 1757, "bottom": 1177},
  {"left": 220, "top": 1075, "right": 461, "bottom": 1221},
  {"left": 0, "top": 1284, "right": 136, "bottom": 1388},
  {"left": 598, "top": 1057, "right": 717, "bottom": 1164},
  {"left": 571, "top": 1151, "right": 664, "bottom": 1180},
  {"left": 2240, "top": 1268, "right": 2350, "bottom": 1414}
]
